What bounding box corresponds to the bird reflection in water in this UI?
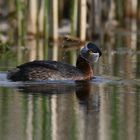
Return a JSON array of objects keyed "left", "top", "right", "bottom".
[
  {"left": 75, "top": 81, "right": 100, "bottom": 112},
  {"left": 19, "top": 81, "right": 100, "bottom": 112}
]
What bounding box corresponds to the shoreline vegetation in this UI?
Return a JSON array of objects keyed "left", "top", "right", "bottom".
[{"left": 0, "top": 0, "right": 139, "bottom": 62}]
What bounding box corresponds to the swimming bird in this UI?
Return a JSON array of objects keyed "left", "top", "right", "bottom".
[{"left": 7, "top": 42, "right": 102, "bottom": 81}]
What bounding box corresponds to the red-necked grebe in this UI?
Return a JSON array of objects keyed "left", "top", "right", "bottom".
[{"left": 7, "top": 42, "right": 102, "bottom": 81}]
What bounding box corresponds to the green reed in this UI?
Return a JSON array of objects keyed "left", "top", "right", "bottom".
[
  {"left": 36, "top": 0, "right": 40, "bottom": 59},
  {"left": 69, "top": 0, "right": 77, "bottom": 64},
  {"left": 16, "top": 0, "right": 23, "bottom": 63},
  {"left": 115, "top": 0, "right": 124, "bottom": 25},
  {"left": 70, "top": 0, "right": 77, "bottom": 35},
  {"left": 43, "top": 0, "right": 49, "bottom": 59}
]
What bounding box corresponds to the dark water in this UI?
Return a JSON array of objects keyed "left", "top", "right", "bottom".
[{"left": 0, "top": 51, "right": 140, "bottom": 140}]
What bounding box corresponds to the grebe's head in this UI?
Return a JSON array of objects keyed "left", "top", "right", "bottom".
[{"left": 80, "top": 42, "right": 102, "bottom": 62}]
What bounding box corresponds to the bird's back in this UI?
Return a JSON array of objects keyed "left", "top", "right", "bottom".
[{"left": 7, "top": 60, "right": 84, "bottom": 81}]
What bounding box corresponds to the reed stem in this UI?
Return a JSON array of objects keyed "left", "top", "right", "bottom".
[
  {"left": 50, "top": 0, "right": 58, "bottom": 60},
  {"left": 70, "top": 0, "right": 78, "bottom": 65},
  {"left": 44, "top": 0, "right": 49, "bottom": 59},
  {"left": 16, "top": 0, "right": 23, "bottom": 63},
  {"left": 36, "top": 0, "right": 40, "bottom": 59},
  {"left": 78, "top": 0, "right": 87, "bottom": 41},
  {"left": 70, "top": 0, "right": 78, "bottom": 35}
]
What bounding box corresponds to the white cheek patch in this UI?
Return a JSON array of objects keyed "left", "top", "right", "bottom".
[
  {"left": 80, "top": 46, "right": 100, "bottom": 62},
  {"left": 92, "top": 53, "right": 99, "bottom": 62}
]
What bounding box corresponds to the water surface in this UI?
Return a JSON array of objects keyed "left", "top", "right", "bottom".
[{"left": 0, "top": 51, "right": 140, "bottom": 140}]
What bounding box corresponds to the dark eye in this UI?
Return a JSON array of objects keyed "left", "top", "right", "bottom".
[{"left": 87, "top": 42, "right": 102, "bottom": 56}]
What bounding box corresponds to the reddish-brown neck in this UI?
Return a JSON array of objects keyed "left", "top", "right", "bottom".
[{"left": 76, "top": 55, "right": 93, "bottom": 79}]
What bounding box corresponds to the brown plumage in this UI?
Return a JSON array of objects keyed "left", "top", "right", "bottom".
[{"left": 7, "top": 42, "right": 102, "bottom": 81}]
